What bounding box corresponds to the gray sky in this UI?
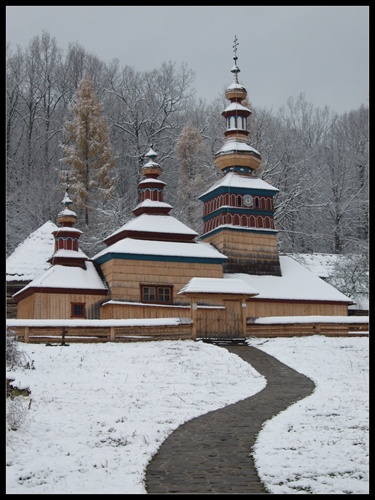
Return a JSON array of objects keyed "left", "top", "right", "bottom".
[{"left": 6, "top": 5, "right": 369, "bottom": 114}]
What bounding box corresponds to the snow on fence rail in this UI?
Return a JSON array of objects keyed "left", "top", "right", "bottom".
[
  {"left": 247, "top": 316, "right": 369, "bottom": 337},
  {"left": 6, "top": 318, "right": 193, "bottom": 343},
  {"left": 6, "top": 315, "right": 369, "bottom": 343}
]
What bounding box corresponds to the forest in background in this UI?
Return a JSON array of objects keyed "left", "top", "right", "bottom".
[{"left": 6, "top": 32, "right": 369, "bottom": 267}]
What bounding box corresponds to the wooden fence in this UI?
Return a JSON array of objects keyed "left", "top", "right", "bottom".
[
  {"left": 7, "top": 321, "right": 193, "bottom": 344},
  {"left": 246, "top": 320, "right": 369, "bottom": 338},
  {"left": 7, "top": 316, "right": 368, "bottom": 344}
]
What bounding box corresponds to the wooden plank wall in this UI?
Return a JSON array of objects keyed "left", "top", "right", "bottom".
[
  {"left": 16, "top": 293, "right": 107, "bottom": 319},
  {"left": 247, "top": 300, "right": 349, "bottom": 317},
  {"left": 100, "top": 259, "right": 224, "bottom": 302},
  {"left": 202, "top": 230, "right": 281, "bottom": 273},
  {"left": 6, "top": 281, "right": 27, "bottom": 319}
]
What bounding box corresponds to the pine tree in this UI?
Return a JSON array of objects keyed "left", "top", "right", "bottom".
[{"left": 60, "top": 73, "right": 116, "bottom": 227}]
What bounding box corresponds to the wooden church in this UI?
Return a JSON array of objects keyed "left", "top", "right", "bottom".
[{"left": 10, "top": 40, "right": 354, "bottom": 340}]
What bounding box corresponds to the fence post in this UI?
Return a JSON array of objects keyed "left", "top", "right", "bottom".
[
  {"left": 61, "top": 328, "right": 67, "bottom": 345},
  {"left": 110, "top": 327, "right": 115, "bottom": 342}
]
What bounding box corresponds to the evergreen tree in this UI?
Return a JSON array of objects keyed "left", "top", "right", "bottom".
[{"left": 59, "top": 73, "right": 116, "bottom": 227}]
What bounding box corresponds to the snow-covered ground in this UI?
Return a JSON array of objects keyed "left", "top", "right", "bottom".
[{"left": 6, "top": 335, "right": 369, "bottom": 494}]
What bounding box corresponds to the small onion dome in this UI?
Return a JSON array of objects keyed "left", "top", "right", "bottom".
[
  {"left": 142, "top": 146, "right": 162, "bottom": 178},
  {"left": 214, "top": 139, "right": 262, "bottom": 172},
  {"left": 61, "top": 191, "right": 73, "bottom": 207},
  {"left": 225, "top": 82, "right": 248, "bottom": 102},
  {"left": 56, "top": 190, "right": 77, "bottom": 227}
]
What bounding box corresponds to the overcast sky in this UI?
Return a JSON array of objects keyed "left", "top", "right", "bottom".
[{"left": 6, "top": 5, "right": 369, "bottom": 114}]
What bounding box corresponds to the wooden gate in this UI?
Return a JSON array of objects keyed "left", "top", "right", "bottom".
[{"left": 195, "top": 299, "right": 245, "bottom": 339}]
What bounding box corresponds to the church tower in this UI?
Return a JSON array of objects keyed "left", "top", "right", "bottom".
[
  {"left": 199, "top": 36, "right": 281, "bottom": 276},
  {"left": 48, "top": 190, "right": 87, "bottom": 268}
]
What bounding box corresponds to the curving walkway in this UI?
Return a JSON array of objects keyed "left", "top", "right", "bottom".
[{"left": 145, "top": 342, "right": 315, "bottom": 494}]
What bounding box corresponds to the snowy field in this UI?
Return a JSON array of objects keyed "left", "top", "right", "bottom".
[{"left": 6, "top": 336, "right": 369, "bottom": 494}]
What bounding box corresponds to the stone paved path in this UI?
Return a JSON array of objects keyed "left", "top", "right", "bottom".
[{"left": 145, "top": 342, "right": 315, "bottom": 494}]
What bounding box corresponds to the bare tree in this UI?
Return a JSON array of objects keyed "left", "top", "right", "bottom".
[
  {"left": 175, "top": 123, "right": 214, "bottom": 232},
  {"left": 106, "top": 61, "right": 196, "bottom": 209},
  {"left": 319, "top": 107, "right": 369, "bottom": 254},
  {"left": 254, "top": 95, "right": 338, "bottom": 253}
]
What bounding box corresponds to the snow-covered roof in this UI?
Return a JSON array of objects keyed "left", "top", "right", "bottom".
[
  {"left": 139, "top": 178, "right": 166, "bottom": 186},
  {"left": 216, "top": 140, "right": 260, "bottom": 156},
  {"left": 133, "top": 200, "right": 172, "bottom": 210},
  {"left": 53, "top": 226, "right": 83, "bottom": 234},
  {"left": 6, "top": 221, "right": 57, "bottom": 282},
  {"left": 144, "top": 146, "right": 158, "bottom": 158},
  {"left": 203, "top": 224, "right": 278, "bottom": 235},
  {"left": 104, "top": 214, "right": 198, "bottom": 240},
  {"left": 93, "top": 238, "right": 227, "bottom": 262},
  {"left": 13, "top": 261, "right": 107, "bottom": 297},
  {"left": 226, "top": 82, "right": 246, "bottom": 92},
  {"left": 287, "top": 253, "right": 368, "bottom": 311},
  {"left": 228, "top": 256, "right": 352, "bottom": 303},
  {"left": 178, "top": 277, "right": 258, "bottom": 296},
  {"left": 57, "top": 208, "right": 77, "bottom": 217},
  {"left": 50, "top": 249, "right": 89, "bottom": 259},
  {"left": 287, "top": 253, "right": 339, "bottom": 279},
  {"left": 143, "top": 160, "right": 161, "bottom": 169},
  {"left": 223, "top": 102, "right": 250, "bottom": 113},
  {"left": 200, "top": 171, "right": 279, "bottom": 198}
]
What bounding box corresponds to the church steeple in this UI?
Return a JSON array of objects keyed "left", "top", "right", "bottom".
[
  {"left": 132, "top": 145, "right": 172, "bottom": 216},
  {"left": 56, "top": 190, "right": 77, "bottom": 227},
  {"left": 199, "top": 37, "right": 281, "bottom": 276},
  {"left": 48, "top": 188, "right": 87, "bottom": 268},
  {"left": 214, "top": 35, "right": 262, "bottom": 175}
]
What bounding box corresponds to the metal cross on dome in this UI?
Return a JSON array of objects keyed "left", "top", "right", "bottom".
[{"left": 233, "top": 35, "right": 239, "bottom": 61}]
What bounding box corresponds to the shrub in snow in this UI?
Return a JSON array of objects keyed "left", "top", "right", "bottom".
[
  {"left": 6, "top": 327, "right": 33, "bottom": 432},
  {"left": 6, "top": 327, "right": 34, "bottom": 370}
]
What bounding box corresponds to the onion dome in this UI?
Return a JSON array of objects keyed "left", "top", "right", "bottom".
[{"left": 56, "top": 190, "right": 78, "bottom": 227}]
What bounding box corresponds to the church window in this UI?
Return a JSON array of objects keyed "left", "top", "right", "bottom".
[
  {"left": 141, "top": 285, "right": 173, "bottom": 304},
  {"left": 71, "top": 303, "right": 86, "bottom": 318}
]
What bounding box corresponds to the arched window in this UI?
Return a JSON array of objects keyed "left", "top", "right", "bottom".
[{"left": 237, "top": 195, "right": 242, "bottom": 207}]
